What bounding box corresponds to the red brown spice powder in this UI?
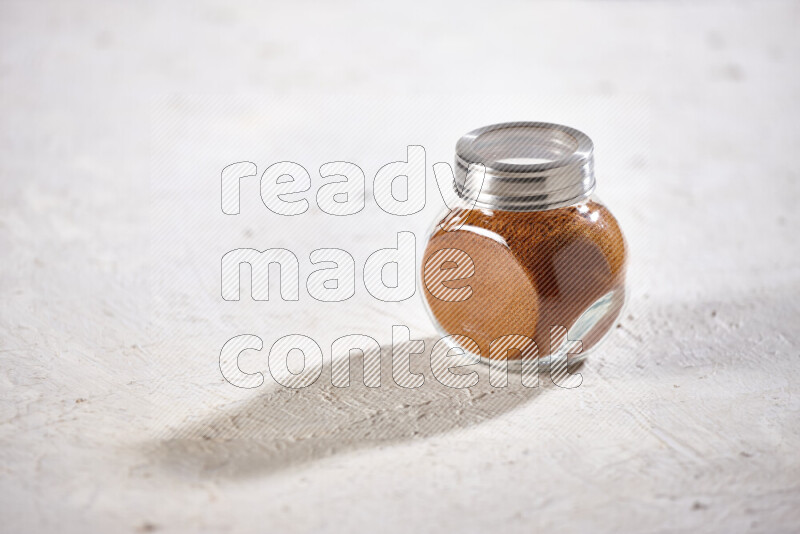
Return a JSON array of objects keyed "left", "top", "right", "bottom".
[{"left": 422, "top": 199, "right": 627, "bottom": 361}]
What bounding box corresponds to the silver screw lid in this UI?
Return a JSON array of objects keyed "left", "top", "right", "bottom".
[{"left": 454, "top": 122, "right": 596, "bottom": 211}]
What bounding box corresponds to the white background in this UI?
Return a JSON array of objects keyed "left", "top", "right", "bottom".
[{"left": 1, "top": 1, "right": 799, "bottom": 533}]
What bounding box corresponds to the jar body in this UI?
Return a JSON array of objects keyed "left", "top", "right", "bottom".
[{"left": 421, "top": 195, "right": 627, "bottom": 365}]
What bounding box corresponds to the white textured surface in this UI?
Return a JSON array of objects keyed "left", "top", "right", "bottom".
[{"left": 1, "top": 1, "right": 800, "bottom": 533}]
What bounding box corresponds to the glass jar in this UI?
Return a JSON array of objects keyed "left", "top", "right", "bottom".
[{"left": 421, "top": 122, "right": 627, "bottom": 368}]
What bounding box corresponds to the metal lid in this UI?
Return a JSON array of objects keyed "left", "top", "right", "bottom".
[{"left": 454, "top": 122, "right": 595, "bottom": 211}]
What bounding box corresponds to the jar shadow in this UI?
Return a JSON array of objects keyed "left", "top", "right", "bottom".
[{"left": 145, "top": 337, "right": 575, "bottom": 480}]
